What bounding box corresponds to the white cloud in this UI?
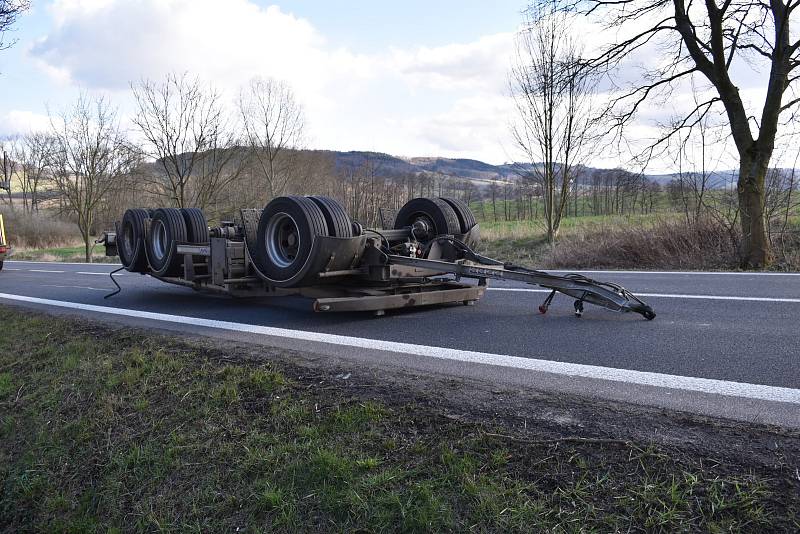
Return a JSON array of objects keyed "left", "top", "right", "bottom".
[
  {"left": 0, "top": 110, "right": 51, "bottom": 136},
  {"left": 31, "top": 0, "right": 331, "bottom": 93},
  {"left": 26, "top": 0, "right": 524, "bottom": 162},
  {"left": 391, "top": 33, "right": 514, "bottom": 92},
  {"left": 388, "top": 95, "right": 515, "bottom": 161},
  {"left": 24, "top": 0, "right": 779, "bottom": 172}
]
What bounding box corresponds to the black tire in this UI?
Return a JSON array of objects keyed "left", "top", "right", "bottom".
[
  {"left": 255, "top": 196, "right": 329, "bottom": 283},
  {"left": 0, "top": 261, "right": 3, "bottom": 272},
  {"left": 308, "top": 196, "right": 353, "bottom": 238},
  {"left": 394, "top": 197, "right": 461, "bottom": 239},
  {"left": 146, "top": 207, "right": 187, "bottom": 276},
  {"left": 439, "top": 197, "right": 476, "bottom": 234},
  {"left": 119, "top": 208, "right": 150, "bottom": 272},
  {"left": 180, "top": 208, "right": 209, "bottom": 244}
]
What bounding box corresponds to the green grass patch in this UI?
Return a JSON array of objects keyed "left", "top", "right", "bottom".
[
  {"left": 9, "top": 243, "right": 116, "bottom": 263},
  {"left": 0, "top": 308, "right": 798, "bottom": 532}
]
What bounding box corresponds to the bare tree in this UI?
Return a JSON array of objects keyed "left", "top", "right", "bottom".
[
  {"left": 0, "top": 0, "right": 29, "bottom": 51},
  {"left": 49, "top": 95, "right": 132, "bottom": 262},
  {"left": 551, "top": 0, "right": 800, "bottom": 266},
  {"left": 511, "top": 3, "right": 596, "bottom": 243},
  {"left": 11, "top": 132, "right": 55, "bottom": 212},
  {"left": 237, "top": 77, "right": 305, "bottom": 200},
  {"left": 765, "top": 167, "right": 799, "bottom": 231},
  {"left": 132, "top": 73, "right": 240, "bottom": 211},
  {"left": 1, "top": 145, "right": 14, "bottom": 205},
  {"left": 488, "top": 180, "right": 500, "bottom": 221}
]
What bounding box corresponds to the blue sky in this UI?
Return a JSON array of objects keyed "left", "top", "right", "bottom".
[
  {"left": 0, "top": 0, "right": 526, "bottom": 164},
  {"left": 0, "top": 1, "right": 786, "bottom": 172},
  {"left": 278, "top": 1, "right": 525, "bottom": 49}
]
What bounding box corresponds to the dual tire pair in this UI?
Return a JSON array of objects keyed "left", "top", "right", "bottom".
[
  {"left": 393, "top": 197, "right": 476, "bottom": 238},
  {"left": 118, "top": 207, "right": 208, "bottom": 275},
  {"left": 253, "top": 196, "right": 354, "bottom": 284},
  {"left": 255, "top": 196, "right": 476, "bottom": 285},
  {"left": 119, "top": 195, "right": 476, "bottom": 281}
]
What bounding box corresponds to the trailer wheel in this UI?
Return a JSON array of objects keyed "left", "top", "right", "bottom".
[
  {"left": 255, "top": 196, "right": 329, "bottom": 283},
  {"left": 147, "top": 207, "right": 187, "bottom": 275},
  {"left": 394, "top": 197, "right": 461, "bottom": 240},
  {"left": 308, "top": 196, "right": 353, "bottom": 238},
  {"left": 439, "top": 197, "right": 476, "bottom": 234},
  {"left": 119, "top": 208, "right": 150, "bottom": 272},
  {"left": 180, "top": 207, "right": 209, "bottom": 244}
]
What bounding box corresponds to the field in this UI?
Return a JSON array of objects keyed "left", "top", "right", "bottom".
[
  {"left": 475, "top": 214, "right": 675, "bottom": 265},
  {"left": 471, "top": 199, "right": 800, "bottom": 271},
  {"left": 2, "top": 308, "right": 799, "bottom": 531}
]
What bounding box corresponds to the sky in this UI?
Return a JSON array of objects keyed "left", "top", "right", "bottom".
[{"left": 0, "top": 0, "right": 794, "bottom": 173}]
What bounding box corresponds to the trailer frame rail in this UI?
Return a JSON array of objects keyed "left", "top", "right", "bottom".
[{"left": 387, "top": 236, "right": 655, "bottom": 320}]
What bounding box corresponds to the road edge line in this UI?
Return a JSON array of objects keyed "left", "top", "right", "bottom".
[{"left": 1, "top": 292, "right": 799, "bottom": 405}]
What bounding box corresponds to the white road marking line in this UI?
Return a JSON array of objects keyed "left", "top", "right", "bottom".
[
  {"left": 7, "top": 260, "right": 122, "bottom": 266},
  {"left": 487, "top": 287, "right": 800, "bottom": 303},
  {"left": 0, "top": 292, "right": 798, "bottom": 405},
  {"left": 548, "top": 269, "right": 800, "bottom": 276},
  {"left": 42, "top": 284, "right": 107, "bottom": 292},
  {"left": 4, "top": 268, "right": 21, "bottom": 270},
  {"left": 634, "top": 292, "right": 800, "bottom": 303},
  {"left": 11, "top": 266, "right": 796, "bottom": 303},
  {"left": 6, "top": 260, "right": 798, "bottom": 276}
]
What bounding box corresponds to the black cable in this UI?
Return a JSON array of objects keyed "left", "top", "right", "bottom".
[
  {"left": 104, "top": 266, "right": 125, "bottom": 299},
  {"left": 363, "top": 228, "right": 391, "bottom": 251},
  {"left": 362, "top": 228, "right": 391, "bottom": 262}
]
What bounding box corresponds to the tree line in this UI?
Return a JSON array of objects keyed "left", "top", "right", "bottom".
[{"left": 1, "top": 66, "right": 795, "bottom": 264}]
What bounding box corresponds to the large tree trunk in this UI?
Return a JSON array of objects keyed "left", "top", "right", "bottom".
[
  {"left": 82, "top": 231, "right": 92, "bottom": 264},
  {"left": 737, "top": 152, "right": 771, "bottom": 267}
]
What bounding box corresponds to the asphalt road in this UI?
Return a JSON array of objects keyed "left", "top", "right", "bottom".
[{"left": 2, "top": 260, "right": 799, "bottom": 426}]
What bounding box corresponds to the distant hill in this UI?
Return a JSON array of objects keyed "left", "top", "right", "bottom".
[
  {"left": 326, "top": 151, "right": 534, "bottom": 185},
  {"left": 641, "top": 170, "right": 739, "bottom": 187},
  {"left": 139, "top": 147, "right": 741, "bottom": 189},
  {"left": 324, "top": 150, "right": 742, "bottom": 188}
]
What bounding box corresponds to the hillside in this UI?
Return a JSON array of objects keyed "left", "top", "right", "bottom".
[{"left": 326, "top": 150, "right": 739, "bottom": 188}]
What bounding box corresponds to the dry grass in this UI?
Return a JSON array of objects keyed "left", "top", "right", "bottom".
[
  {"left": 0, "top": 209, "right": 80, "bottom": 249},
  {"left": 545, "top": 218, "right": 742, "bottom": 270},
  {"left": 478, "top": 215, "right": 800, "bottom": 271},
  {"left": 9, "top": 246, "right": 115, "bottom": 263}
]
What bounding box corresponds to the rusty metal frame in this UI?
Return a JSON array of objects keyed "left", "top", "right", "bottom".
[
  {"left": 101, "top": 209, "right": 654, "bottom": 319},
  {"left": 154, "top": 239, "right": 485, "bottom": 313}
]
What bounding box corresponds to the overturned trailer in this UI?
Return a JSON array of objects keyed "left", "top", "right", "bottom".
[{"left": 100, "top": 196, "right": 655, "bottom": 319}]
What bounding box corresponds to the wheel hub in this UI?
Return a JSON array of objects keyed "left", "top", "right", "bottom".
[
  {"left": 151, "top": 220, "right": 167, "bottom": 260},
  {"left": 266, "top": 212, "right": 301, "bottom": 268}
]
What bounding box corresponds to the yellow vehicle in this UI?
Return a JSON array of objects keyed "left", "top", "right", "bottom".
[{"left": 0, "top": 213, "right": 8, "bottom": 271}]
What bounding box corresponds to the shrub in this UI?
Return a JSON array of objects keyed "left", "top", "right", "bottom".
[
  {"left": 544, "top": 217, "right": 743, "bottom": 270},
  {"left": 0, "top": 209, "right": 80, "bottom": 249}
]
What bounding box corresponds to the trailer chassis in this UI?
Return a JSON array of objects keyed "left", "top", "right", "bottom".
[{"left": 100, "top": 215, "right": 655, "bottom": 319}]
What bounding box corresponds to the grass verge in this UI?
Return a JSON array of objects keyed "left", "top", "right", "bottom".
[
  {"left": 9, "top": 244, "right": 117, "bottom": 263},
  {"left": 1, "top": 308, "right": 798, "bottom": 532},
  {"left": 477, "top": 216, "right": 800, "bottom": 271}
]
